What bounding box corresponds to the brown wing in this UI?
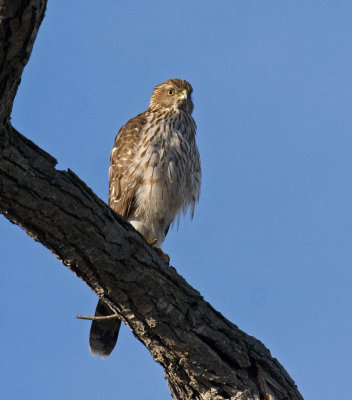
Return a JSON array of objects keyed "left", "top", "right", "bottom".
[{"left": 109, "top": 112, "right": 146, "bottom": 218}]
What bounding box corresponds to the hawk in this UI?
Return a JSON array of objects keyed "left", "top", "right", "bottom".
[{"left": 89, "top": 78, "right": 201, "bottom": 357}]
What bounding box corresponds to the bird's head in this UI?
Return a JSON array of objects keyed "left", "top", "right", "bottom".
[{"left": 149, "top": 78, "right": 194, "bottom": 114}]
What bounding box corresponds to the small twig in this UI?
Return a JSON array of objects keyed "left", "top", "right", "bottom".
[{"left": 76, "top": 314, "right": 119, "bottom": 321}]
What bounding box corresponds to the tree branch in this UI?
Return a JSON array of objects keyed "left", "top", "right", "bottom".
[
  {"left": 77, "top": 314, "right": 120, "bottom": 321},
  {"left": 0, "top": 2, "right": 303, "bottom": 399},
  {"left": 0, "top": 0, "right": 47, "bottom": 123}
]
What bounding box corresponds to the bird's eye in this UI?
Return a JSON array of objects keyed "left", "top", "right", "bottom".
[{"left": 168, "top": 89, "right": 174, "bottom": 95}]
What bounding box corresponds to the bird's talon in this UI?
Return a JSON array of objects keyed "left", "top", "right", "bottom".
[
  {"left": 146, "top": 237, "right": 158, "bottom": 245},
  {"left": 155, "top": 248, "right": 170, "bottom": 264}
]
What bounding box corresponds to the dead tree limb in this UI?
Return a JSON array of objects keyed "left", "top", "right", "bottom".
[{"left": 0, "top": 2, "right": 303, "bottom": 399}]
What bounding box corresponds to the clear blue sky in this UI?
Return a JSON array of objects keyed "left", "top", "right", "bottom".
[{"left": 1, "top": 1, "right": 351, "bottom": 398}]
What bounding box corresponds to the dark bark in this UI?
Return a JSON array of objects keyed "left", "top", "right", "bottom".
[
  {"left": 0, "top": 2, "right": 303, "bottom": 399},
  {"left": 0, "top": 0, "right": 46, "bottom": 123}
]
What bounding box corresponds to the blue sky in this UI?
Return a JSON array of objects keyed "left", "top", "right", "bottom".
[{"left": 1, "top": 1, "right": 352, "bottom": 398}]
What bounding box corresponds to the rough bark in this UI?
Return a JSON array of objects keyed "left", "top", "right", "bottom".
[
  {"left": 0, "top": 2, "right": 303, "bottom": 399},
  {"left": 0, "top": 0, "right": 46, "bottom": 123}
]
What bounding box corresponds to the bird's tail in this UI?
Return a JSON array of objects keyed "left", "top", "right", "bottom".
[{"left": 89, "top": 299, "right": 121, "bottom": 357}]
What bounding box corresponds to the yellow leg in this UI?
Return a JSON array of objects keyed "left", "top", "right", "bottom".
[{"left": 145, "top": 237, "right": 157, "bottom": 245}]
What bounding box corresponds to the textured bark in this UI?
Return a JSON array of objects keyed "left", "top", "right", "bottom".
[
  {"left": 0, "top": 0, "right": 46, "bottom": 123},
  {"left": 0, "top": 2, "right": 304, "bottom": 400}
]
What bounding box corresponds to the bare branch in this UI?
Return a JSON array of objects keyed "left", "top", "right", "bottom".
[
  {"left": 0, "top": 110, "right": 303, "bottom": 400},
  {"left": 0, "top": 0, "right": 47, "bottom": 123},
  {"left": 77, "top": 314, "right": 120, "bottom": 321}
]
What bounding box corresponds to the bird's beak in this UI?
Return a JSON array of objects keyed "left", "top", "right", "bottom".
[{"left": 177, "top": 89, "right": 188, "bottom": 100}]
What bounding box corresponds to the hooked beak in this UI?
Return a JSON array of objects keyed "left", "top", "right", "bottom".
[{"left": 177, "top": 89, "right": 188, "bottom": 100}]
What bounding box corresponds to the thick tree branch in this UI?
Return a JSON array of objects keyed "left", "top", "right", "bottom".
[
  {"left": 0, "top": 123, "right": 303, "bottom": 400},
  {"left": 0, "top": 0, "right": 46, "bottom": 123},
  {"left": 0, "top": 2, "right": 303, "bottom": 399}
]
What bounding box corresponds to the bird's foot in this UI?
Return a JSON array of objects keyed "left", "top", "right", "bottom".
[
  {"left": 145, "top": 237, "right": 170, "bottom": 263},
  {"left": 155, "top": 248, "right": 170, "bottom": 264},
  {"left": 146, "top": 237, "right": 158, "bottom": 246}
]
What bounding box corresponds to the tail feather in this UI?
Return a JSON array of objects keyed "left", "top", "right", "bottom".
[{"left": 89, "top": 299, "right": 121, "bottom": 357}]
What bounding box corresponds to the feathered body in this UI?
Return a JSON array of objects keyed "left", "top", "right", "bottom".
[{"left": 89, "top": 78, "right": 201, "bottom": 357}]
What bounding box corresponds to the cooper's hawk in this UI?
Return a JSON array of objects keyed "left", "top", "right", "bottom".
[{"left": 89, "top": 78, "right": 201, "bottom": 357}]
